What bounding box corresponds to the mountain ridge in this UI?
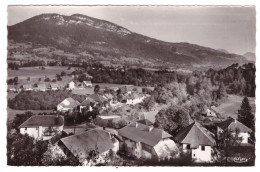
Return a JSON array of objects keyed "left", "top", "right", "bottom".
[{"left": 8, "top": 13, "right": 248, "bottom": 66}]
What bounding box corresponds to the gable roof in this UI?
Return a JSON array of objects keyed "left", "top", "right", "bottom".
[
  {"left": 218, "top": 118, "right": 252, "bottom": 133},
  {"left": 104, "top": 93, "right": 113, "bottom": 100},
  {"left": 175, "top": 122, "right": 215, "bottom": 148},
  {"left": 37, "top": 84, "right": 47, "bottom": 89},
  {"left": 118, "top": 122, "right": 172, "bottom": 147},
  {"left": 88, "top": 94, "right": 107, "bottom": 103},
  {"left": 19, "top": 115, "right": 64, "bottom": 128},
  {"left": 59, "top": 97, "right": 80, "bottom": 108},
  {"left": 83, "top": 81, "right": 92, "bottom": 85},
  {"left": 22, "top": 84, "right": 32, "bottom": 89},
  {"left": 60, "top": 129, "right": 114, "bottom": 162},
  {"left": 50, "top": 83, "right": 59, "bottom": 88},
  {"left": 80, "top": 98, "right": 96, "bottom": 106},
  {"left": 136, "top": 118, "right": 154, "bottom": 126}
]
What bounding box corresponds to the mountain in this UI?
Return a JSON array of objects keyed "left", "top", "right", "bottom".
[
  {"left": 243, "top": 52, "right": 255, "bottom": 62},
  {"left": 8, "top": 13, "right": 247, "bottom": 65},
  {"left": 217, "top": 49, "right": 229, "bottom": 54}
]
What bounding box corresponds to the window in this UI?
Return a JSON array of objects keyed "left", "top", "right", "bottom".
[
  {"left": 25, "top": 127, "right": 27, "bottom": 131},
  {"left": 186, "top": 144, "right": 190, "bottom": 149},
  {"left": 201, "top": 146, "right": 205, "bottom": 151}
]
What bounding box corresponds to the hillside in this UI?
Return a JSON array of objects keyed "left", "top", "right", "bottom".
[
  {"left": 8, "top": 13, "right": 247, "bottom": 65},
  {"left": 243, "top": 52, "right": 255, "bottom": 62}
]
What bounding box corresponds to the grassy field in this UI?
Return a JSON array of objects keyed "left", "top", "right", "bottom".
[
  {"left": 8, "top": 66, "right": 76, "bottom": 79},
  {"left": 7, "top": 107, "right": 54, "bottom": 121},
  {"left": 215, "top": 94, "right": 255, "bottom": 119}
]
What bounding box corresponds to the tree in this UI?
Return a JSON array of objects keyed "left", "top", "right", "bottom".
[
  {"left": 7, "top": 133, "right": 48, "bottom": 166},
  {"left": 238, "top": 97, "right": 254, "bottom": 131},
  {"left": 11, "top": 111, "right": 34, "bottom": 131},
  {"left": 154, "top": 106, "right": 192, "bottom": 135},
  {"left": 94, "top": 85, "right": 100, "bottom": 94}
]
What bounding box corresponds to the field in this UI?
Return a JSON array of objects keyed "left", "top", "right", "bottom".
[
  {"left": 7, "top": 107, "right": 54, "bottom": 121},
  {"left": 8, "top": 66, "right": 76, "bottom": 79},
  {"left": 215, "top": 94, "right": 255, "bottom": 119}
]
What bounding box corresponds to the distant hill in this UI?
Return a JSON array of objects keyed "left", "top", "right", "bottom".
[
  {"left": 217, "top": 49, "right": 229, "bottom": 54},
  {"left": 243, "top": 52, "right": 255, "bottom": 62},
  {"left": 8, "top": 13, "right": 247, "bottom": 65}
]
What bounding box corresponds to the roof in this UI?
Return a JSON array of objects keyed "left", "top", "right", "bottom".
[
  {"left": 37, "top": 84, "right": 47, "bottom": 89},
  {"left": 83, "top": 81, "right": 92, "bottom": 85},
  {"left": 210, "top": 106, "right": 220, "bottom": 113},
  {"left": 80, "top": 98, "right": 96, "bottom": 106},
  {"left": 98, "top": 115, "right": 121, "bottom": 120},
  {"left": 60, "top": 129, "right": 114, "bottom": 162},
  {"left": 19, "top": 115, "right": 64, "bottom": 128},
  {"left": 23, "top": 84, "right": 32, "bottom": 89},
  {"left": 104, "top": 93, "right": 113, "bottom": 100},
  {"left": 174, "top": 122, "right": 216, "bottom": 148},
  {"left": 59, "top": 97, "right": 80, "bottom": 108},
  {"left": 88, "top": 94, "right": 107, "bottom": 103},
  {"left": 50, "top": 83, "right": 59, "bottom": 88},
  {"left": 218, "top": 118, "right": 252, "bottom": 133},
  {"left": 136, "top": 118, "right": 154, "bottom": 126},
  {"left": 118, "top": 122, "right": 172, "bottom": 147}
]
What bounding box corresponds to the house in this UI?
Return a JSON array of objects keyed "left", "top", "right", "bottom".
[
  {"left": 118, "top": 122, "right": 179, "bottom": 160},
  {"left": 79, "top": 98, "right": 96, "bottom": 113},
  {"left": 125, "top": 93, "right": 146, "bottom": 105},
  {"left": 206, "top": 108, "right": 217, "bottom": 117},
  {"left": 58, "top": 128, "right": 119, "bottom": 165},
  {"left": 96, "top": 115, "right": 121, "bottom": 127},
  {"left": 217, "top": 118, "right": 252, "bottom": 143},
  {"left": 174, "top": 122, "right": 216, "bottom": 162},
  {"left": 19, "top": 115, "right": 64, "bottom": 140},
  {"left": 88, "top": 94, "right": 108, "bottom": 107},
  {"left": 50, "top": 83, "right": 59, "bottom": 90},
  {"left": 8, "top": 85, "right": 19, "bottom": 92},
  {"left": 120, "top": 85, "right": 132, "bottom": 95},
  {"left": 57, "top": 97, "right": 80, "bottom": 112},
  {"left": 103, "top": 93, "right": 114, "bottom": 104},
  {"left": 22, "top": 84, "right": 33, "bottom": 91},
  {"left": 36, "top": 83, "right": 47, "bottom": 91},
  {"left": 68, "top": 81, "right": 76, "bottom": 90},
  {"left": 82, "top": 81, "right": 92, "bottom": 87}
]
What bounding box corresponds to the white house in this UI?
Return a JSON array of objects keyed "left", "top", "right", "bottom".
[
  {"left": 126, "top": 93, "right": 146, "bottom": 105},
  {"left": 175, "top": 122, "right": 216, "bottom": 162},
  {"left": 50, "top": 83, "right": 59, "bottom": 90},
  {"left": 22, "top": 84, "right": 33, "bottom": 91},
  {"left": 68, "top": 81, "right": 76, "bottom": 90},
  {"left": 58, "top": 128, "right": 119, "bottom": 165},
  {"left": 36, "top": 83, "right": 47, "bottom": 91},
  {"left": 217, "top": 118, "right": 252, "bottom": 143},
  {"left": 57, "top": 97, "right": 80, "bottom": 112},
  {"left": 118, "top": 122, "right": 179, "bottom": 160},
  {"left": 206, "top": 108, "right": 217, "bottom": 117},
  {"left": 82, "top": 81, "right": 92, "bottom": 87},
  {"left": 19, "top": 115, "right": 64, "bottom": 140}
]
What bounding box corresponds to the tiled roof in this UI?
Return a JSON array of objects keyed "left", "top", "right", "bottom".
[
  {"left": 118, "top": 122, "right": 172, "bottom": 147},
  {"left": 22, "top": 84, "right": 32, "bottom": 89},
  {"left": 80, "top": 98, "right": 96, "bottom": 106},
  {"left": 59, "top": 97, "right": 80, "bottom": 108},
  {"left": 37, "top": 84, "right": 47, "bottom": 89},
  {"left": 218, "top": 118, "right": 252, "bottom": 133},
  {"left": 174, "top": 122, "right": 215, "bottom": 148},
  {"left": 50, "top": 83, "right": 59, "bottom": 88},
  {"left": 60, "top": 129, "right": 114, "bottom": 162},
  {"left": 88, "top": 94, "right": 107, "bottom": 103},
  {"left": 19, "top": 115, "right": 64, "bottom": 128}
]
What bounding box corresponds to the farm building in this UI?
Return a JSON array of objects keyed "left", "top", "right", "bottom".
[
  {"left": 57, "top": 97, "right": 80, "bottom": 112},
  {"left": 118, "top": 122, "right": 179, "bottom": 160},
  {"left": 58, "top": 128, "right": 119, "bottom": 165},
  {"left": 88, "top": 94, "right": 108, "bottom": 106},
  {"left": 36, "top": 83, "right": 47, "bottom": 91},
  {"left": 79, "top": 98, "right": 95, "bottom": 113},
  {"left": 217, "top": 118, "right": 252, "bottom": 144},
  {"left": 68, "top": 81, "right": 76, "bottom": 90},
  {"left": 50, "top": 83, "right": 59, "bottom": 90},
  {"left": 125, "top": 93, "right": 146, "bottom": 105},
  {"left": 206, "top": 108, "right": 217, "bottom": 117},
  {"left": 96, "top": 115, "right": 121, "bottom": 127},
  {"left": 22, "top": 84, "right": 33, "bottom": 91},
  {"left": 19, "top": 115, "right": 64, "bottom": 140},
  {"left": 82, "top": 81, "right": 92, "bottom": 87},
  {"left": 174, "top": 122, "right": 216, "bottom": 162}
]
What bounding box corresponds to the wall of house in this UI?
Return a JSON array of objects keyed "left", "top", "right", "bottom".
[
  {"left": 206, "top": 109, "right": 216, "bottom": 117},
  {"left": 235, "top": 132, "right": 250, "bottom": 143},
  {"left": 191, "top": 145, "right": 212, "bottom": 162},
  {"left": 57, "top": 104, "right": 73, "bottom": 112},
  {"left": 119, "top": 136, "right": 142, "bottom": 159}
]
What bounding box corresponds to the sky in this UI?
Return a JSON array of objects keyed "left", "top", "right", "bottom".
[{"left": 7, "top": 6, "right": 256, "bottom": 55}]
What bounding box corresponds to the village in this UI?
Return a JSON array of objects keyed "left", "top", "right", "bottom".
[{"left": 7, "top": 69, "right": 255, "bottom": 166}]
